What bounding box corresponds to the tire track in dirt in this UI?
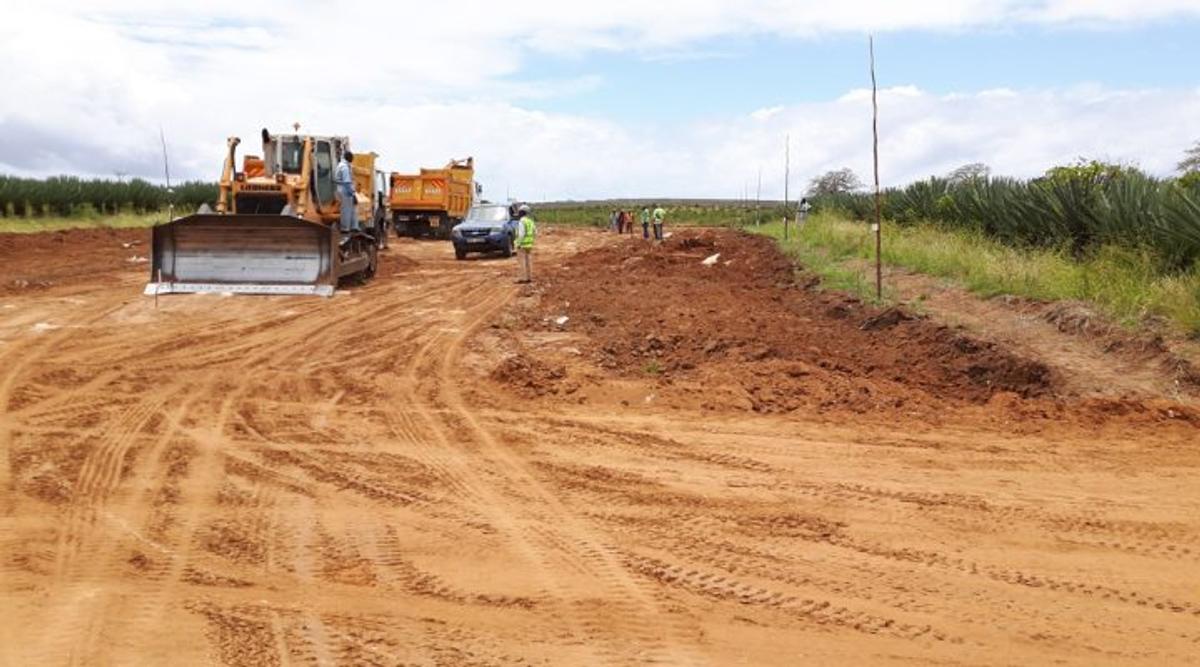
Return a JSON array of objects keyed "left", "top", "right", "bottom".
[
  {"left": 95, "top": 280, "right": 437, "bottom": 661},
  {"left": 276, "top": 493, "right": 337, "bottom": 666},
  {"left": 0, "top": 296, "right": 132, "bottom": 510},
  {"left": 376, "top": 283, "right": 608, "bottom": 663},
  {"left": 18, "top": 377, "right": 232, "bottom": 665},
  {"left": 98, "top": 388, "right": 253, "bottom": 664},
  {"left": 422, "top": 286, "right": 706, "bottom": 665},
  {"left": 14, "top": 277, "right": 429, "bottom": 664},
  {"left": 613, "top": 512, "right": 1171, "bottom": 653},
  {"left": 53, "top": 388, "right": 178, "bottom": 573},
  {"left": 512, "top": 413, "right": 1200, "bottom": 658},
  {"left": 624, "top": 553, "right": 953, "bottom": 642},
  {"left": 538, "top": 415, "right": 1200, "bottom": 566}
]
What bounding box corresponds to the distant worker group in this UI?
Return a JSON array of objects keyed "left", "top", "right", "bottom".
[
  {"left": 508, "top": 201, "right": 666, "bottom": 287},
  {"left": 611, "top": 204, "right": 666, "bottom": 241}
]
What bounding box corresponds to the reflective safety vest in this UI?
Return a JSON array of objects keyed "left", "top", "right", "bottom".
[{"left": 517, "top": 216, "right": 537, "bottom": 249}]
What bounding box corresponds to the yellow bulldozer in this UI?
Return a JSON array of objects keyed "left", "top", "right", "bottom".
[{"left": 146, "top": 128, "right": 384, "bottom": 297}]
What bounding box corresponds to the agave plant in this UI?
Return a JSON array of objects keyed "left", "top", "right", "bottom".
[{"left": 1157, "top": 183, "right": 1200, "bottom": 270}]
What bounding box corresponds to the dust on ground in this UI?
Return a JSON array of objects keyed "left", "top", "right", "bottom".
[{"left": 2, "top": 225, "right": 1199, "bottom": 666}]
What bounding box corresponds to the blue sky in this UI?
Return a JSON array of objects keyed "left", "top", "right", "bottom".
[
  {"left": 3, "top": 1, "right": 1200, "bottom": 199},
  {"left": 524, "top": 21, "right": 1200, "bottom": 123}
]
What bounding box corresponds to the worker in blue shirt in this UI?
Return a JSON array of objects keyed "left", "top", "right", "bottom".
[{"left": 335, "top": 150, "right": 358, "bottom": 236}]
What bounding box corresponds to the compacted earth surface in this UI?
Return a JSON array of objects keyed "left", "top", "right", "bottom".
[{"left": 1, "top": 224, "right": 1198, "bottom": 666}]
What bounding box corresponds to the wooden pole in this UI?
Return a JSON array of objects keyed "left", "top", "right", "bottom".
[
  {"left": 755, "top": 166, "right": 761, "bottom": 227},
  {"left": 870, "top": 36, "right": 883, "bottom": 301},
  {"left": 783, "top": 134, "right": 790, "bottom": 240}
]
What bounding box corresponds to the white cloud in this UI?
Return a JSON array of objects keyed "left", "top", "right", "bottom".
[
  {"left": 2, "top": 1, "right": 1198, "bottom": 199},
  {"left": 703, "top": 86, "right": 1200, "bottom": 198},
  {"left": 751, "top": 106, "right": 785, "bottom": 121}
]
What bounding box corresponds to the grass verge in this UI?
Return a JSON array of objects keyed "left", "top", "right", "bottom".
[
  {"left": 0, "top": 210, "right": 165, "bottom": 234},
  {"left": 540, "top": 204, "right": 787, "bottom": 228},
  {"left": 753, "top": 213, "right": 1200, "bottom": 337}
]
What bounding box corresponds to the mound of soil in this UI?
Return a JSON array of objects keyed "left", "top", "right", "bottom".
[
  {"left": 490, "top": 353, "right": 569, "bottom": 397},
  {"left": 0, "top": 227, "right": 150, "bottom": 295},
  {"left": 518, "top": 229, "right": 1057, "bottom": 413}
]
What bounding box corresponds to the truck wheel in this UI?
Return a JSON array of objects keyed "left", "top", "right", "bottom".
[
  {"left": 455, "top": 247, "right": 467, "bottom": 260},
  {"left": 502, "top": 238, "right": 513, "bottom": 258}
]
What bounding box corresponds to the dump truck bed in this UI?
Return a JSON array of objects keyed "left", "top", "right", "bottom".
[{"left": 388, "top": 170, "right": 472, "bottom": 218}]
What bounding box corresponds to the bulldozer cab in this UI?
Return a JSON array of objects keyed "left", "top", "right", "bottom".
[{"left": 275, "top": 137, "right": 305, "bottom": 175}]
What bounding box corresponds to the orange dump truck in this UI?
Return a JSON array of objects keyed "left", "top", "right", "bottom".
[{"left": 389, "top": 157, "right": 480, "bottom": 239}]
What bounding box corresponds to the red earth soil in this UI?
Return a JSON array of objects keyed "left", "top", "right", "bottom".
[{"left": 502, "top": 229, "right": 1199, "bottom": 433}]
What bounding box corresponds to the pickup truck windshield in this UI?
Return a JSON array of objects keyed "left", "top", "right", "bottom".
[{"left": 467, "top": 206, "right": 510, "bottom": 223}]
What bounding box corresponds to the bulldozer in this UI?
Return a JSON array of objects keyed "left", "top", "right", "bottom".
[{"left": 146, "top": 129, "right": 382, "bottom": 297}]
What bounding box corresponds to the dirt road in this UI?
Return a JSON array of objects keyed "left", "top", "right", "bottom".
[{"left": 2, "top": 226, "right": 1199, "bottom": 665}]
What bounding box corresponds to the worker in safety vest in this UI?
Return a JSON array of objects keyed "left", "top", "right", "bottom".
[
  {"left": 640, "top": 206, "right": 651, "bottom": 239},
  {"left": 651, "top": 204, "right": 665, "bottom": 241},
  {"left": 515, "top": 204, "right": 536, "bottom": 284}
]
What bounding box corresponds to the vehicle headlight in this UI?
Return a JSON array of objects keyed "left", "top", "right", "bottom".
[{"left": 451, "top": 227, "right": 463, "bottom": 238}]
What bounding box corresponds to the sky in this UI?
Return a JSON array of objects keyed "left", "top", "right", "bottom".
[{"left": 1, "top": 0, "right": 1198, "bottom": 201}]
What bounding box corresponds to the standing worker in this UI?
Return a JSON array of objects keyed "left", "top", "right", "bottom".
[
  {"left": 515, "top": 204, "right": 537, "bottom": 284},
  {"left": 798, "top": 197, "right": 812, "bottom": 227},
  {"left": 335, "top": 149, "right": 358, "bottom": 238},
  {"left": 640, "top": 205, "right": 651, "bottom": 239},
  {"left": 652, "top": 203, "right": 665, "bottom": 241}
]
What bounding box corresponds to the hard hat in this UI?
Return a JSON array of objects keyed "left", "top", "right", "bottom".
[{"left": 518, "top": 204, "right": 531, "bottom": 215}]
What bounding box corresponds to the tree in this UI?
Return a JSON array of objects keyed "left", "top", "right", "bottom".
[
  {"left": 1178, "top": 140, "right": 1200, "bottom": 174},
  {"left": 946, "top": 162, "right": 990, "bottom": 184},
  {"left": 807, "top": 168, "right": 862, "bottom": 196},
  {"left": 1043, "top": 159, "right": 1139, "bottom": 186}
]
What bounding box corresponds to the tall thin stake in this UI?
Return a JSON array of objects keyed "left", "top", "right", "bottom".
[
  {"left": 755, "top": 166, "right": 762, "bottom": 227},
  {"left": 783, "top": 133, "right": 790, "bottom": 240},
  {"left": 870, "top": 36, "right": 883, "bottom": 301},
  {"left": 159, "top": 126, "right": 173, "bottom": 221}
]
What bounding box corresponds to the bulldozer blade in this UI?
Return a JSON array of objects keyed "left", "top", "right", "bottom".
[{"left": 146, "top": 214, "right": 337, "bottom": 297}]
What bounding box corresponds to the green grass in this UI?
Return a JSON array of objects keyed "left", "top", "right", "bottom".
[
  {"left": 756, "top": 213, "right": 1200, "bottom": 336},
  {"left": 0, "top": 210, "right": 166, "bottom": 234},
  {"left": 538, "top": 203, "right": 789, "bottom": 228}
]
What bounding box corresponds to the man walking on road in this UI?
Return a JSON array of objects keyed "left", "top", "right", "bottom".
[
  {"left": 652, "top": 203, "right": 665, "bottom": 241},
  {"left": 335, "top": 150, "right": 358, "bottom": 238},
  {"left": 640, "top": 206, "right": 651, "bottom": 239},
  {"left": 515, "top": 204, "right": 537, "bottom": 284}
]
